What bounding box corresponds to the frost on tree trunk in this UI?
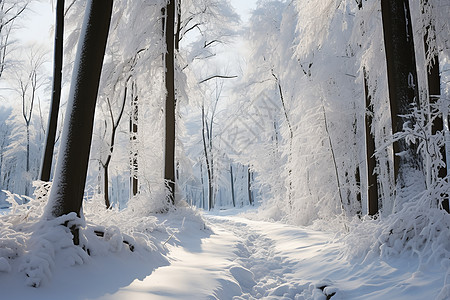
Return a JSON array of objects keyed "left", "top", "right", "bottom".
[
  {"left": 40, "top": 0, "right": 64, "bottom": 182},
  {"left": 46, "top": 0, "right": 113, "bottom": 242},
  {"left": 381, "top": 0, "right": 425, "bottom": 210},
  {"left": 130, "top": 83, "right": 138, "bottom": 197}
]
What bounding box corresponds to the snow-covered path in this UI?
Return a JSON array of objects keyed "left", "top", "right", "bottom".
[
  {"left": 93, "top": 213, "right": 445, "bottom": 300},
  {"left": 93, "top": 214, "right": 340, "bottom": 300}
]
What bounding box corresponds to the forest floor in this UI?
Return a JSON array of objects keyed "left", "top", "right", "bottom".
[{"left": 0, "top": 208, "right": 447, "bottom": 299}]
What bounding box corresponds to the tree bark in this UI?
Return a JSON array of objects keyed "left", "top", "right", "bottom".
[
  {"left": 47, "top": 0, "right": 113, "bottom": 225},
  {"left": 164, "top": 0, "right": 176, "bottom": 205},
  {"left": 381, "top": 0, "right": 425, "bottom": 207},
  {"left": 40, "top": 0, "right": 64, "bottom": 182},
  {"left": 363, "top": 68, "right": 379, "bottom": 216}
]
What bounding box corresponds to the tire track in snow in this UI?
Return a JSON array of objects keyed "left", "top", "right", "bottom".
[{"left": 206, "top": 215, "right": 336, "bottom": 299}]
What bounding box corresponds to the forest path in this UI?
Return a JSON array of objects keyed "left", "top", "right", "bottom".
[
  {"left": 90, "top": 211, "right": 439, "bottom": 300},
  {"left": 206, "top": 214, "right": 339, "bottom": 299},
  {"left": 94, "top": 212, "right": 340, "bottom": 300}
]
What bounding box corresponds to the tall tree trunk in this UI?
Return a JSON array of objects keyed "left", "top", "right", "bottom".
[
  {"left": 364, "top": 68, "right": 379, "bottom": 216},
  {"left": 164, "top": 0, "right": 176, "bottom": 205},
  {"left": 46, "top": 0, "right": 113, "bottom": 244},
  {"left": 381, "top": 0, "right": 425, "bottom": 208},
  {"left": 40, "top": 0, "right": 64, "bottom": 182}
]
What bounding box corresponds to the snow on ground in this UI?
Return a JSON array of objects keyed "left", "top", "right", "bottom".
[{"left": 0, "top": 207, "right": 447, "bottom": 299}]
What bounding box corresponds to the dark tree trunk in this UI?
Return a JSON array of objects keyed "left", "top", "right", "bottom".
[
  {"left": 363, "top": 68, "right": 379, "bottom": 216},
  {"left": 247, "top": 166, "right": 253, "bottom": 206},
  {"left": 40, "top": 0, "right": 64, "bottom": 182},
  {"left": 381, "top": 0, "right": 424, "bottom": 205},
  {"left": 103, "top": 163, "right": 110, "bottom": 208},
  {"left": 230, "top": 164, "right": 235, "bottom": 207},
  {"left": 355, "top": 165, "right": 362, "bottom": 215},
  {"left": 47, "top": 0, "right": 113, "bottom": 228},
  {"left": 164, "top": 0, "right": 176, "bottom": 205}
]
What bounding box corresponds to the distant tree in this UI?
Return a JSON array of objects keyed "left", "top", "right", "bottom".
[
  {"left": 46, "top": 0, "right": 113, "bottom": 243},
  {"left": 11, "top": 47, "right": 46, "bottom": 196},
  {"left": 381, "top": 0, "right": 425, "bottom": 207},
  {"left": 40, "top": 0, "right": 64, "bottom": 182},
  {"left": 100, "top": 78, "right": 129, "bottom": 208}
]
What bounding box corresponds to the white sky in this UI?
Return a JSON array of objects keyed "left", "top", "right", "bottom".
[
  {"left": 16, "top": 1, "right": 54, "bottom": 46},
  {"left": 229, "top": 0, "right": 257, "bottom": 23}
]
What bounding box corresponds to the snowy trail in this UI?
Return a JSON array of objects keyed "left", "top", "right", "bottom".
[
  {"left": 206, "top": 215, "right": 339, "bottom": 299},
  {"left": 102, "top": 213, "right": 444, "bottom": 300},
  {"left": 98, "top": 214, "right": 341, "bottom": 300}
]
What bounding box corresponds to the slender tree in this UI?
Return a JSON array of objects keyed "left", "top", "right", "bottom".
[
  {"left": 40, "top": 0, "right": 64, "bottom": 182},
  {"left": 101, "top": 84, "right": 128, "bottom": 208},
  {"left": 381, "top": 0, "right": 424, "bottom": 206},
  {"left": 46, "top": 0, "right": 113, "bottom": 243},
  {"left": 13, "top": 48, "right": 46, "bottom": 196}
]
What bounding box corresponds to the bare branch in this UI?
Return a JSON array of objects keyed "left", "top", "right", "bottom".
[{"left": 198, "top": 75, "right": 237, "bottom": 84}]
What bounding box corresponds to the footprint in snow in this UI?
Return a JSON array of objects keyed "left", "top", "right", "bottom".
[{"left": 230, "top": 266, "right": 256, "bottom": 293}]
